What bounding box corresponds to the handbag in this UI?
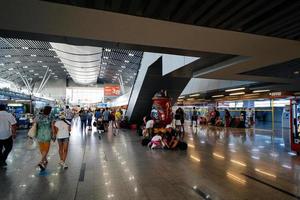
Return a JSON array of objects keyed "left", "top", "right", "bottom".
[{"left": 28, "top": 123, "right": 37, "bottom": 138}]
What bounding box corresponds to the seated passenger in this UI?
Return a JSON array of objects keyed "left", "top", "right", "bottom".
[
  {"left": 148, "top": 132, "right": 165, "bottom": 149},
  {"left": 164, "top": 124, "right": 179, "bottom": 149},
  {"left": 143, "top": 117, "right": 154, "bottom": 138}
]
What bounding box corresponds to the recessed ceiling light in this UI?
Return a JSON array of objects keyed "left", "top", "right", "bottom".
[
  {"left": 118, "top": 70, "right": 122, "bottom": 72},
  {"left": 34, "top": 73, "right": 39, "bottom": 76},
  {"left": 253, "top": 90, "right": 270, "bottom": 93},
  {"left": 102, "top": 62, "right": 107, "bottom": 65},
  {"left": 103, "top": 56, "right": 109, "bottom": 59},
  {"left": 5, "top": 55, "right": 11, "bottom": 58},
  {"left": 54, "top": 56, "right": 58, "bottom": 58},
  {"left": 128, "top": 53, "right": 134, "bottom": 57},
  {"left": 121, "top": 65, "right": 126, "bottom": 69},
  {"left": 15, "top": 61, "right": 21, "bottom": 64},
  {"left": 105, "top": 48, "right": 111, "bottom": 52},
  {"left": 22, "top": 47, "right": 29, "bottom": 49},
  {"left": 212, "top": 95, "right": 224, "bottom": 98},
  {"left": 116, "top": 73, "right": 119, "bottom": 76},
  {"left": 8, "top": 68, "right": 14, "bottom": 71},
  {"left": 124, "top": 60, "right": 129, "bottom": 63},
  {"left": 23, "top": 75, "right": 27, "bottom": 78},
  {"left": 54, "top": 75, "right": 58, "bottom": 78},
  {"left": 294, "top": 71, "right": 299, "bottom": 74},
  {"left": 51, "top": 73, "right": 55, "bottom": 75},
  {"left": 48, "top": 48, "right": 54, "bottom": 51},
  {"left": 29, "top": 70, "right": 34, "bottom": 72},
  {"left": 23, "top": 66, "right": 28, "bottom": 68},
  {"left": 30, "top": 54, "right": 36, "bottom": 57},
  {"left": 0, "top": 63, "right": 4, "bottom": 66},
  {"left": 225, "top": 87, "right": 245, "bottom": 92},
  {"left": 42, "top": 65, "right": 47, "bottom": 68},
  {"left": 49, "top": 69, "right": 52, "bottom": 72}
]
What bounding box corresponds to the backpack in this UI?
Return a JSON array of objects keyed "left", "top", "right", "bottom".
[
  {"left": 178, "top": 141, "right": 188, "bottom": 150},
  {"left": 141, "top": 138, "right": 151, "bottom": 146}
]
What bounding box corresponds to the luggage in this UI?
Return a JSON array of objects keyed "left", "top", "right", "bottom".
[
  {"left": 178, "top": 141, "right": 188, "bottom": 150},
  {"left": 141, "top": 138, "right": 151, "bottom": 146}
]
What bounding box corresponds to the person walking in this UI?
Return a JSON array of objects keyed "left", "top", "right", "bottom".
[
  {"left": 54, "top": 112, "right": 71, "bottom": 169},
  {"left": 0, "top": 104, "right": 17, "bottom": 168},
  {"left": 87, "top": 109, "right": 93, "bottom": 130},
  {"left": 35, "top": 106, "right": 55, "bottom": 171},
  {"left": 79, "top": 109, "right": 88, "bottom": 132},
  {"left": 225, "top": 109, "right": 231, "bottom": 127},
  {"left": 191, "top": 107, "right": 198, "bottom": 127},
  {"left": 103, "top": 108, "right": 110, "bottom": 131},
  {"left": 65, "top": 105, "right": 73, "bottom": 124}
]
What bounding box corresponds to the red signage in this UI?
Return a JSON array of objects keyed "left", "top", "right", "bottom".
[{"left": 104, "top": 85, "right": 121, "bottom": 96}]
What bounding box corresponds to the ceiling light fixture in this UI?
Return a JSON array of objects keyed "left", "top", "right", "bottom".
[
  {"left": 29, "top": 70, "right": 34, "bottom": 72},
  {"left": 105, "top": 48, "right": 111, "bottom": 52},
  {"left": 30, "top": 54, "right": 36, "bottom": 57},
  {"left": 294, "top": 71, "right": 299, "bottom": 75},
  {"left": 15, "top": 61, "right": 21, "bottom": 64},
  {"left": 189, "top": 93, "right": 200, "bottom": 97},
  {"left": 103, "top": 56, "right": 109, "bottom": 59},
  {"left": 121, "top": 65, "right": 126, "bottom": 69},
  {"left": 124, "top": 60, "right": 129, "bottom": 63},
  {"left": 42, "top": 65, "right": 47, "bottom": 68},
  {"left": 253, "top": 90, "right": 270, "bottom": 93},
  {"left": 102, "top": 62, "right": 107, "bottom": 65},
  {"left": 37, "top": 61, "right": 42, "bottom": 63},
  {"left": 0, "top": 63, "right": 4, "bottom": 66},
  {"left": 23, "top": 66, "right": 28, "bottom": 69},
  {"left": 22, "top": 47, "right": 29, "bottom": 49},
  {"left": 5, "top": 55, "right": 11, "bottom": 58},
  {"left": 212, "top": 95, "right": 224, "bottom": 98},
  {"left": 229, "top": 92, "right": 245, "bottom": 96},
  {"left": 34, "top": 73, "right": 39, "bottom": 76},
  {"left": 129, "top": 53, "right": 134, "bottom": 57},
  {"left": 8, "top": 68, "right": 14, "bottom": 71},
  {"left": 225, "top": 87, "right": 245, "bottom": 92}
]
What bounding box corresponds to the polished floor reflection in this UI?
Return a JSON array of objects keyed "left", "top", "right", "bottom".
[{"left": 1, "top": 123, "right": 300, "bottom": 200}]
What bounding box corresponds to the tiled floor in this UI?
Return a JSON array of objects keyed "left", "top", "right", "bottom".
[{"left": 1, "top": 122, "right": 300, "bottom": 200}]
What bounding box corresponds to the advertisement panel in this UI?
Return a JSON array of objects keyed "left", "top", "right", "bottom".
[{"left": 104, "top": 85, "right": 121, "bottom": 97}]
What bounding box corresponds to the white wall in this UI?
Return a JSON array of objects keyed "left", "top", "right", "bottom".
[{"left": 181, "top": 78, "right": 253, "bottom": 95}]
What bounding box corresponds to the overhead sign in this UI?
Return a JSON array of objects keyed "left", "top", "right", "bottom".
[{"left": 104, "top": 85, "right": 121, "bottom": 97}]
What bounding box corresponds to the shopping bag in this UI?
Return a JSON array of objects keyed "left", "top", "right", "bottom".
[
  {"left": 28, "top": 123, "right": 37, "bottom": 138},
  {"left": 26, "top": 138, "right": 37, "bottom": 150}
]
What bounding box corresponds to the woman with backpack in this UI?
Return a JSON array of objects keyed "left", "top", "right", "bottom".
[{"left": 53, "top": 112, "right": 71, "bottom": 169}]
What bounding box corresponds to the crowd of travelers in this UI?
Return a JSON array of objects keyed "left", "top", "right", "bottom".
[{"left": 0, "top": 104, "right": 125, "bottom": 172}]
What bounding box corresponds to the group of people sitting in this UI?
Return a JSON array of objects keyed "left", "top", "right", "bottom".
[{"left": 141, "top": 116, "right": 187, "bottom": 150}]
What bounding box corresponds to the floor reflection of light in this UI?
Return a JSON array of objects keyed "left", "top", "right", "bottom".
[
  {"left": 280, "top": 143, "right": 285, "bottom": 147},
  {"left": 193, "top": 185, "right": 197, "bottom": 190},
  {"left": 265, "top": 140, "right": 271, "bottom": 144},
  {"left": 213, "top": 153, "right": 225, "bottom": 159},
  {"left": 19, "top": 184, "right": 27, "bottom": 188},
  {"left": 288, "top": 152, "right": 297, "bottom": 156},
  {"left": 134, "top": 187, "right": 138, "bottom": 192},
  {"left": 230, "top": 159, "right": 247, "bottom": 167},
  {"left": 226, "top": 172, "right": 246, "bottom": 184},
  {"left": 190, "top": 155, "right": 201, "bottom": 162},
  {"left": 188, "top": 144, "right": 195, "bottom": 148},
  {"left": 255, "top": 168, "right": 276, "bottom": 178},
  {"left": 251, "top": 156, "right": 260, "bottom": 160},
  {"left": 258, "top": 146, "right": 265, "bottom": 149},
  {"left": 270, "top": 152, "right": 279, "bottom": 158},
  {"left": 282, "top": 164, "right": 292, "bottom": 169},
  {"left": 189, "top": 138, "right": 194, "bottom": 141},
  {"left": 229, "top": 143, "right": 234, "bottom": 146},
  {"left": 107, "top": 194, "right": 114, "bottom": 198},
  {"left": 251, "top": 148, "right": 259, "bottom": 152},
  {"left": 200, "top": 141, "right": 205, "bottom": 144},
  {"left": 230, "top": 149, "right": 236, "bottom": 153}
]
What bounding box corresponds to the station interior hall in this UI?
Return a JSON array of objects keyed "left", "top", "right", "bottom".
[{"left": 1, "top": 0, "right": 300, "bottom": 200}]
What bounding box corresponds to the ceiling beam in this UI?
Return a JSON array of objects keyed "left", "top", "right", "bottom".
[
  {"left": 245, "top": 2, "right": 300, "bottom": 33},
  {"left": 219, "top": 0, "right": 265, "bottom": 29},
  {"left": 230, "top": 0, "right": 285, "bottom": 30},
  {"left": 186, "top": 0, "right": 217, "bottom": 24}
]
